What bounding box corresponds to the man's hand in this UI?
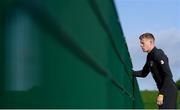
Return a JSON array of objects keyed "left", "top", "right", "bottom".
[
  {"left": 156, "top": 94, "right": 164, "bottom": 106},
  {"left": 131, "top": 70, "right": 136, "bottom": 77}
]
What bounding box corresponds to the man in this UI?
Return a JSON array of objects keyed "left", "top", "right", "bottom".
[{"left": 133, "top": 33, "right": 178, "bottom": 109}]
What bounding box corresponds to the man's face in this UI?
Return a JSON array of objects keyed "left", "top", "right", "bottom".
[{"left": 140, "top": 38, "right": 153, "bottom": 52}]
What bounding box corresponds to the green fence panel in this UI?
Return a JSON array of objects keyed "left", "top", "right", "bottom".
[{"left": 0, "top": 0, "right": 144, "bottom": 108}]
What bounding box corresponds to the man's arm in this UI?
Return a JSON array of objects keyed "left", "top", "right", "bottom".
[
  {"left": 154, "top": 49, "right": 171, "bottom": 106},
  {"left": 155, "top": 49, "right": 172, "bottom": 95},
  {"left": 132, "top": 62, "right": 150, "bottom": 77}
]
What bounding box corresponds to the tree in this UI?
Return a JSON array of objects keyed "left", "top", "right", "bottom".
[{"left": 175, "top": 79, "right": 180, "bottom": 90}]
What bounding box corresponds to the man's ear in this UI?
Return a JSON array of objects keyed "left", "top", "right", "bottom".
[{"left": 150, "top": 40, "right": 154, "bottom": 44}]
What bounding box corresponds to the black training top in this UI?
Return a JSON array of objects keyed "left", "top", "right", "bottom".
[{"left": 133, "top": 47, "right": 176, "bottom": 95}]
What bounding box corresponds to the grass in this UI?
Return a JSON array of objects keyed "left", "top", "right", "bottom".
[{"left": 141, "top": 90, "right": 180, "bottom": 109}]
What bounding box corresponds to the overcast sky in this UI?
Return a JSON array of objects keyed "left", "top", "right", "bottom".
[{"left": 114, "top": 0, "right": 180, "bottom": 90}]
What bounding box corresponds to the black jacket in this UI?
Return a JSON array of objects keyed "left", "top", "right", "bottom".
[{"left": 133, "top": 47, "right": 176, "bottom": 95}]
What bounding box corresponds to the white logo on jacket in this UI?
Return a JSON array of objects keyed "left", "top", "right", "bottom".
[{"left": 160, "top": 60, "right": 164, "bottom": 64}]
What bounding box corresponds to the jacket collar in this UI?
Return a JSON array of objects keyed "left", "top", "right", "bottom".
[{"left": 148, "top": 47, "right": 157, "bottom": 55}]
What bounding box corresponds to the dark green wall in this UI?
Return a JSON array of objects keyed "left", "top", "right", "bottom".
[{"left": 0, "top": 0, "right": 143, "bottom": 108}]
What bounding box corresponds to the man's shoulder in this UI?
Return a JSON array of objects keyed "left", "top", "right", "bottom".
[
  {"left": 156, "top": 48, "right": 164, "bottom": 54},
  {"left": 154, "top": 48, "right": 167, "bottom": 59}
]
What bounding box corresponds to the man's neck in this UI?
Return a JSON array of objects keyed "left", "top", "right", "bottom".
[{"left": 147, "top": 45, "right": 155, "bottom": 53}]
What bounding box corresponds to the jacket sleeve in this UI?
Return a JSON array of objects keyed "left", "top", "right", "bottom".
[
  {"left": 154, "top": 49, "right": 173, "bottom": 95},
  {"left": 133, "top": 61, "right": 150, "bottom": 77}
]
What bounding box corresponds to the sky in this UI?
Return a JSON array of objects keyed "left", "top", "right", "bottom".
[{"left": 114, "top": 0, "right": 180, "bottom": 90}]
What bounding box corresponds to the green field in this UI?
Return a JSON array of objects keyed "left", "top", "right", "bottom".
[{"left": 141, "top": 90, "right": 180, "bottom": 109}]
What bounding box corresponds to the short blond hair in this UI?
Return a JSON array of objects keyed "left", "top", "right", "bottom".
[{"left": 139, "top": 33, "right": 155, "bottom": 41}]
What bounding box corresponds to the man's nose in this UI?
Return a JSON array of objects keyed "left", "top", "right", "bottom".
[{"left": 140, "top": 44, "right": 143, "bottom": 47}]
